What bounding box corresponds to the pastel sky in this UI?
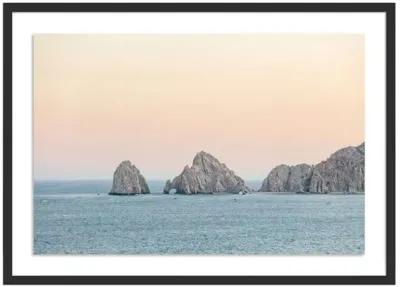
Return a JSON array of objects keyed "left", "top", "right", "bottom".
[{"left": 34, "top": 34, "right": 364, "bottom": 180}]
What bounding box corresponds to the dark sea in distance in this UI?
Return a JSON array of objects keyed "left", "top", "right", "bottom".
[{"left": 34, "top": 180, "right": 364, "bottom": 255}]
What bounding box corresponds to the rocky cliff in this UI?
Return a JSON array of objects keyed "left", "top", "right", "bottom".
[
  {"left": 309, "top": 143, "right": 364, "bottom": 193},
  {"left": 260, "top": 143, "right": 364, "bottom": 193},
  {"left": 109, "top": 161, "right": 150, "bottom": 195},
  {"left": 163, "top": 151, "right": 252, "bottom": 194}
]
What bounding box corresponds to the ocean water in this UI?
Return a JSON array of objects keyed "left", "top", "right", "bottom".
[{"left": 34, "top": 180, "right": 364, "bottom": 255}]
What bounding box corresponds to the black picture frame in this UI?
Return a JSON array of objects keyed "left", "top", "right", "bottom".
[{"left": 3, "top": 2, "right": 395, "bottom": 285}]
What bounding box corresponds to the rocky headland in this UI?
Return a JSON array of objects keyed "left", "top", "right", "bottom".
[
  {"left": 259, "top": 142, "right": 365, "bottom": 193},
  {"left": 163, "top": 151, "right": 252, "bottom": 195},
  {"left": 109, "top": 161, "right": 150, "bottom": 195}
]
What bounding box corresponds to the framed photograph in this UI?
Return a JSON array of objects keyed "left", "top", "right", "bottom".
[{"left": 3, "top": 2, "right": 395, "bottom": 285}]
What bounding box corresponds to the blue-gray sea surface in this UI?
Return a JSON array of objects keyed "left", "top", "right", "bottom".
[{"left": 34, "top": 180, "right": 364, "bottom": 255}]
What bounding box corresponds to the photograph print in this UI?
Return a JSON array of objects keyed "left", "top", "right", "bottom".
[{"left": 33, "top": 33, "right": 365, "bottom": 255}]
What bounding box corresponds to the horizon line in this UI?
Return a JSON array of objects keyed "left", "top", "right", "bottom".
[{"left": 33, "top": 178, "right": 265, "bottom": 182}]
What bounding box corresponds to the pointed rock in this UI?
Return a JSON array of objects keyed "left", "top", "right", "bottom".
[
  {"left": 109, "top": 161, "right": 150, "bottom": 195},
  {"left": 164, "top": 151, "right": 251, "bottom": 194}
]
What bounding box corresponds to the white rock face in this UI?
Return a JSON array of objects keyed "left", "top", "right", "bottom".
[
  {"left": 163, "top": 151, "right": 252, "bottom": 194},
  {"left": 260, "top": 143, "right": 364, "bottom": 193},
  {"left": 109, "top": 161, "right": 150, "bottom": 195}
]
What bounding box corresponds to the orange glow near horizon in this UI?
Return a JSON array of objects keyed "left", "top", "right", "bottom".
[{"left": 34, "top": 34, "right": 364, "bottom": 180}]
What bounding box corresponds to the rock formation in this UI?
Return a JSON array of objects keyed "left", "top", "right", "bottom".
[
  {"left": 309, "top": 143, "right": 364, "bottom": 193},
  {"left": 260, "top": 164, "right": 313, "bottom": 193},
  {"left": 109, "top": 161, "right": 150, "bottom": 195},
  {"left": 163, "top": 151, "right": 252, "bottom": 195},
  {"left": 260, "top": 142, "right": 364, "bottom": 193}
]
